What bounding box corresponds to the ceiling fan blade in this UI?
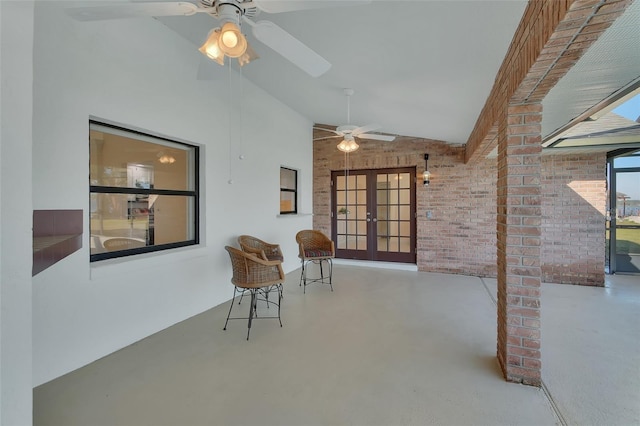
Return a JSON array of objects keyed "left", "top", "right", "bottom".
[
  {"left": 254, "top": 0, "right": 371, "bottom": 14},
  {"left": 352, "top": 123, "right": 381, "bottom": 135},
  {"left": 249, "top": 20, "right": 331, "bottom": 77},
  {"left": 313, "top": 126, "right": 341, "bottom": 135},
  {"left": 313, "top": 135, "right": 342, "bottom": 141},
  {"left": 358, "top": 133, "right": 396, "bottom": 142},
  {"left": 65, "top": 2, "right": 200, "bottom": 21}
]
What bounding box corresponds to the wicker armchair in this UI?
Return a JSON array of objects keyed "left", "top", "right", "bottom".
[
  {"left": 295, "top": 230, "right": 335, "bottom": 293},
  {"left": 237, "top": 235, "right": 284, "bottom": 262},
  {"left": 223, "top": 246, "right": 285, "bottom": 340}
]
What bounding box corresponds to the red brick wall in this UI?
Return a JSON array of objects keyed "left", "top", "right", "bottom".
[
  {"left": 313, "top": 134, "right": 607, "bottom": 286},
  {"left": 313, "top": 136, "right": 497, "bottom": 276},
  {"left": 541, "top": 153, "right": 607, "bottom": 285}
]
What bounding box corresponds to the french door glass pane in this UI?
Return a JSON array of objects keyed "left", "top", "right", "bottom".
[
  {"left": 389, "top": 206, "right": 399, "bottom": 220},
  {"left": 336, "top": 173, "right": 367, "bottom": 250},
  {"left": 389, "top": 222, "right": 398, "bottom": 235},
  {"left": 399, "top": 189, "right": 410, "bottom": 204},
  {"left": 346, "top": 235, "right": 357, "bottom": 250},
  {"left": 347, "top": 190, "right": 356, "bottom": 205},
  {"left": 357, "top": 236, "right": 367, "bottom": 250},
  {"left": 400, "top": 206, "right": 410, "bottom": 220},
  {"left": 400, "top": 221, "right": 411, "bottom": 236},
  {"left": 374, "top": 171, "right": 413, "bottom": 254}
]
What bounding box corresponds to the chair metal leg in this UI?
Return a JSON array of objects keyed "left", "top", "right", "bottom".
[
  {"left": 300, "top": 258, "right": 334, "bottom": 293},
  {"left": 303, "top": 260, "right": 307, "bottom": 293},
  {"left": 246, "top": 289, "right": 258, "bottom": 340},
  {"left": 223, "top": 287, "right": 241, "bottom": 331},
  {"left": 224, "top": 284, "right": 283, "bottom": 339},
  {"left": 277, "top": 283, "right": 283, "bottom": 327}
]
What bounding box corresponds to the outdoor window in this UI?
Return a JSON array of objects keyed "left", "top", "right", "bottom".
[
  {"left": 280, "top": 167, "right": 298, "bottom": 214},
  {"left": 89, "top": 121, "right": 199, "bottom": 261}
]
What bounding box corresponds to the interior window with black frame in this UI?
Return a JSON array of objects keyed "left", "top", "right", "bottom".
[
  {"left": 89, "top": 121, "right": 199, "bottom": 261},
  {"left": 280, "top": 167, "right": 298, "bottom": 214}
]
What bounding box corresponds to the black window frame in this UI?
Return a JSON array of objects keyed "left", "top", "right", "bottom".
[
  {"left": 280, "top": 166, "right": 298, "bottom": 215},
  {"left": 89, "top": 120, "right": 200, "bottom": 262}
]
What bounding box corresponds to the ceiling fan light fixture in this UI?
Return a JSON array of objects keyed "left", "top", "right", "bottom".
[
  {"left": 337, "top": 138, "right": 359, "bottom": 153},
  {"left": 218, "top": 22, "right": 247, "bottom": 58},
  {"left": 199, "top": 28, "right": 225, "bottom": 65}
]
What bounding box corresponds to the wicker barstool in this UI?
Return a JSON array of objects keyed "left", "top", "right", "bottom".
[
  {"left": 223, "top": 246, "right": 285, "bottom": 340},
  {"left": 295, "top": 230, "right": 335, "bottom": 293}
]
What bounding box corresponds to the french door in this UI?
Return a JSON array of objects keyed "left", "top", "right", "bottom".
[{"left": 331, "top": 167, "right": 416, "bottom": 263}]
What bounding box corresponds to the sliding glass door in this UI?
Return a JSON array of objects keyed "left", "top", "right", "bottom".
[{"left": 609, "top": 152, "right": 640, "bottom": 274}]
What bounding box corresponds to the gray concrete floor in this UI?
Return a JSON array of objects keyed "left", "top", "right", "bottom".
[{"left": 34, "top": 265, "right": 639, "bottom": 426}]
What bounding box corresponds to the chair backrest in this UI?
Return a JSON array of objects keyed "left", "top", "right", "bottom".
[
  {"left": 103, "top": 237, "right": 145, "bottom": 252},
  {"left": 237, "top": 235, "right": 265, "bottom": 252},
  {"left": 237, "top": 235, "right": 284, "bottom": 262},
  {"left": 295, "top": 230, "right": 335, "bottom": 258},
  {"left": 225, "top": 246, "right": 284, "bottom": 289}
]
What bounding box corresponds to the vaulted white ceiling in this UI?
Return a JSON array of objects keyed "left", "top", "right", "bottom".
[
  {"left": 86, "top": 1, "right": 640, "bottom": 149},
  {"left": 157, "top": 0, "right": 529, "bottom": 144}
]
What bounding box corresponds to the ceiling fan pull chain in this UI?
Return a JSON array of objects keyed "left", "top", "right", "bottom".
[{"left": 227, "top": 60, "right": 235, "bottom": 184}]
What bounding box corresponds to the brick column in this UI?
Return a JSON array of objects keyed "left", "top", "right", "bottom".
[{"left": 496, "top": 102, "right": 542, "bottom": 386}]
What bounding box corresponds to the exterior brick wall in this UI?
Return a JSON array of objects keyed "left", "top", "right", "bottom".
[
  {"left": 541, "top": 153, "right": 607, "bottom": 285},
  {"left": 313, "top": 131, "right": 607, "bottom": 286},
  {"left": 313, "top": 133, "right": 607, "bottom": 286},
  {"left": 313, "top": 136, "right": 497, "bottom": 277}
]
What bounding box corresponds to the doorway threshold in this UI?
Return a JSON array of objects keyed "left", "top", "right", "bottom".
[{"left": 333, "top": 258, "right": 418, "bottom": 271}]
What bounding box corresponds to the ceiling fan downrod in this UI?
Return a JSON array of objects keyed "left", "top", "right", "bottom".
[{"left": 344, "top": 88, "right": 355, "bottom": 125}]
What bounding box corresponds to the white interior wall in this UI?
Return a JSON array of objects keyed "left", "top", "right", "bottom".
[
  {"left": 31, "top": 2, "right": 313, "bottom": 386},
  {"left": 0, "top": 2, "right": 34, "bottom": 424}
]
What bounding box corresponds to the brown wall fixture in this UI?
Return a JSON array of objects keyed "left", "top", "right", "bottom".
[{"left": 33, "top": 210, "right": 83, "bottom": 276}]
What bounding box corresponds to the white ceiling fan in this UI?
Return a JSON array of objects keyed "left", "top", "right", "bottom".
[
  {"left": 314, "top": 88, "right": 396, "bottom": 152},
  {"left": 65, "top": 0, "right": 370, "bottom": 78}
]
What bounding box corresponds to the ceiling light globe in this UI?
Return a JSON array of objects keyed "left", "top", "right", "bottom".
[
  {"left": 206, "top": 43, "right": 221, "bottom": 58},
  {"left": 221, "top": 31, "right": 238, "bottom": 48},
  {"left": 198, "top": 28, "right": 224, "bottom": 65},
  {"left": 218, "top": 22, "right": 247, "bottom": 58}
]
